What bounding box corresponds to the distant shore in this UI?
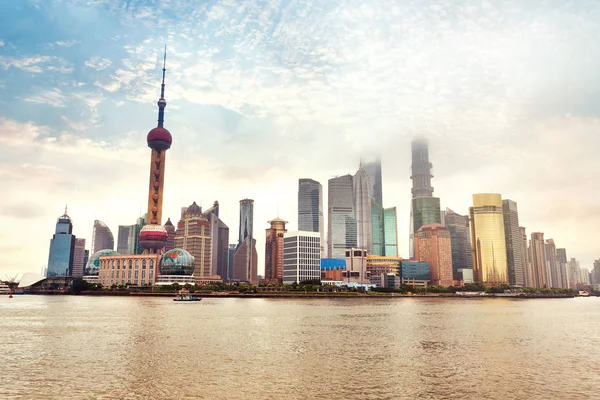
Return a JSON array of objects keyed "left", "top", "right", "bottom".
[{"left": 23, "top": 291, "right": 580, "bottom": 299}]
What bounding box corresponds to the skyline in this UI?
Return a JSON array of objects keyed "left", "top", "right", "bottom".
[{"left": 2, "top": 0, "right": 600, "bottom": 278}]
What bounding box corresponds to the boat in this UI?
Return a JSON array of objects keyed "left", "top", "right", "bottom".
[
  {"left": 173, "top": 291, "right": 201, "bottom": 302},
  {"left": 0, "top": 283, "right": 11, "bottom": 295}
]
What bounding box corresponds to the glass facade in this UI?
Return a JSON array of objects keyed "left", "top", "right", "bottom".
[
  {"left": 320, "top": 258, "right": 347, "bottom": 270},
  {"left": 160, "top": 248, "right": 194, "bottom": 275},
  {"left": 412, "top": 197, "right": 441, "bottom": 235},
  {"left": 371, "top": 202, "right": 384, "bottom": 256},
  {"left": 298, "top": 179, "right": 324, "bottom": 256},
  {"left": 502, "top": 200, "right": 524, "bottom": 286},
  {"left": 328, "top": 175, "right": 357, "bottom": 258},
  {"left": 444, "top": 208, "right": 473, "bottom": 280},
  {"left": 363, "top": 159, "right": 383, "bottom": 207},
  {"left": 354, "top": 166, "right": 372, "bottom": 252},
  {"left": 383, "top": 207, "right": 398, "bottom": 256},
  {"left": 238, "top": 199, "right": 254, "bottom": 245},
  {"left": 401, "top": 262, "right": 430, "bottom": 281},
  {"left": 469, "top": 194, "right": 508, "bottom": 284},
  {"left": 47, "top": 215, "right": 75, "bottom": 277}
]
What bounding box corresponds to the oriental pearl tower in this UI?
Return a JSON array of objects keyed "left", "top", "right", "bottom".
[{"left": 139, "top": 47, "right": 172, "bottom": 254}]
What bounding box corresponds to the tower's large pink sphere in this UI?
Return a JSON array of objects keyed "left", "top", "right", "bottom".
[
  {"left": 139, "top": 224, "right": 168, "bottom": 250},
  {"left": 147, "top": 127, "right": 172, "bottom": 150}
]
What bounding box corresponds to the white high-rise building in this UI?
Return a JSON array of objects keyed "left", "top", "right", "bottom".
[
  {"left": 328, "top": 175, "right": 357, "bottom": 258},
  {"left": 298, "top": 179, "right": 324, "bottom": 257},
  {"left": 283, "top": 231, "right": 321, "bottom": 284}
]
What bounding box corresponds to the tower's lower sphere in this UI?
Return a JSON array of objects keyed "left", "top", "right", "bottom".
[
  {"left": 160, "top": 248, "right": 195, "bottom": 275},
  {"left": 147, "top": 127, "right": 172, "bottom": 150},
  {"left": 139, "top": 224, "right": 168, "bottom": 250}
]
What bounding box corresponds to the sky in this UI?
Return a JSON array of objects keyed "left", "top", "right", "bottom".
[{"left": 1, "top": 0, "right": 599, "bottom": 279}]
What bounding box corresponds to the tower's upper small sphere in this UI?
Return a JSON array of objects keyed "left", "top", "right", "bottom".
[
  {"left": 160, "top": 248, "right": 195, "bottom": 276},
  {"left": 157, "top": 99, "right": 167, "bottom": 108},
  {"left": 147, "top": 127, "right": 172, "bottom": 151},
  {"left": 139, "top": 224, "right": 168, "bottom": 250}
]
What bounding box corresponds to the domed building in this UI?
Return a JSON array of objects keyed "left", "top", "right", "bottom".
[
  {"left": 160, "top": 249, "right": 194, "bottom": 275},
  {"left": 85, "top": 249, "right": 119, "bottom": 275}
]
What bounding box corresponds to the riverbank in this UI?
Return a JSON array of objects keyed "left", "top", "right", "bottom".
[{"left": 43, "top": 291, "right": 579, "bottom": 299}]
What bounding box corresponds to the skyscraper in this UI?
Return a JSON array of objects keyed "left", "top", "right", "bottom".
[
  {"left": 298, "top": 179, "right": 324, "bottom": 257},
  {"left": 545, "top": 239, "right": 565, "bottom": 289},
  {"left": 233, "top": 199, "right": 257, "bottom": 284},
  {"left": 409, "top": 137, "right": 437, "bottom": 258},
  {"left": 72, "top": 238, "right": 86, "bottom": 278},
  {"left": 520, "top": 227, "right": 532, "bottom": 287},
  {"left": 592, "top": 259, "right": 600, "bottom": 286},
  {"left": 117, "top": 225, "right": 132, "bottom": 254},
  {"left": 282, "top": 231, "right": 321, "bottom": 284},
  {"left": 354, "top": 164, "right": 373, "bottom": 252},
  {"left": 469, "top": 193, "right": 508, "bottom": 284},
  {"left": 371, "top": 202, "right": 385, "bottom": 256},
  {"left": 138, "top": 47, "right": 172, "bottom": 255},
  {"left": 175, "top": 202, "right": 212, "bottom": 277},
  {"left": 363, "top": 158, "right": 383, "bottom": 207},
  {"left": 265, "top": 218, "right": 287, "bottom": 283},
  {"left": 415, "top": 224, "right": 453, "bottom": 286},
  {"left": 204, "top": 201, "right": 230, "bottom": 280},
  {"left": 47, "top": 207, "right": 75, "bottom": 277},
  {"left": 91, "top": 220, "right": 114, "bottom": 254},
  {"left": 529, "top": 232, "right": 547, "bottom": 288},
  {"left": 383, "top": 207, "right": 398, "bottom": 256},
  {"left": 557, "top": 248, "right": 569, "bottom": 288},
  {"left": 502, "top": 199, "right": 524, "bottom": 286},
  {"left": 238, "top": 199, "right": 254, "bottom": 246},
  {"left": 328, "top": 175, "right": 357, "bottom": 258},
  {"left": 164, "top": 218, "right": 176, "bottom": 252},
  {"left": 444, "top": 208, "right": 472, "bottom": 280}
]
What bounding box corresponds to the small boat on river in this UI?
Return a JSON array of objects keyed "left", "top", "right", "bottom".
[{"left": 173, "top": 291, "right": 201, "bottom": 302}]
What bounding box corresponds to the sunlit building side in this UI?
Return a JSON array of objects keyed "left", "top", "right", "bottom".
[
  {"left": 415, "top": 224, "right": 453, "bottom": 286},
  {"left": 529, "top": 232, "right": 547, "bottom": 288},
  {"left": 91, "top": 220, "right": 114, "bottom": 254},
  {"left": 265, "top": 218, "right": 287, "bottom": 283},
  {"left": 469, "top": 193, "right": 508, "bottom": 284}
]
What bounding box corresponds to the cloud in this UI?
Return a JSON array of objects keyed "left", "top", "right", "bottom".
[
  {"left": 0, "top": 55, "right": 72, "bottom": 73},
  {"left": 22, "top": 88, "right": 67, "bottom": 107},
  {"left": 84, "top": 56, "right": 112, "bottom": 70},
  {"left": 55, "top": 40, "right": 80, "bottom": 47}
]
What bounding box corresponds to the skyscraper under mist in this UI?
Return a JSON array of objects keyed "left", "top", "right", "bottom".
[
  {"left": 469, "top": 194, "right": 508, "bottom": 284},
  {"left": 298, "top": 179, "right": 324, "bottom": 257},
  {"left": 328, "top": 175, "right": 357, "bottom": 258},
  {"left": 363, "top": 158, "right": 383, "bottom": 207},
  {"left": 354, "top": 164, "right": 373, "bottom": 252},
  {"left": 502, "top": 199, "right": 524, "bottom": 286},
  {"left": 444, "top": 208, "right": 472, "bottom": 280},
  {"left": 409, "top": 138, "right": 440, "bottom": 258},
  {"left": 91, "top": 220, "right": 114, "bottom": 254}
]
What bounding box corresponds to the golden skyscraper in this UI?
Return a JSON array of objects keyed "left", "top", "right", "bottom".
[{"left": 469, "top": 193, "right": 508, "bottom": 284}]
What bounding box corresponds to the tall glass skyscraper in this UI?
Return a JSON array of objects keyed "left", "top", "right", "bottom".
[
  {"left": 444, "top": 208, "right": 472, "bottom": 280},
  {"left": 469, "top": 194, "right": 508, "bottom": 284},
  {"left": 371, "top": 202, "right": 385, "bottom": 256},
  {"left": 47, "top": 209, "right": 76, "bottom": 277},
  {"left": 409, "top": 137, "right": 439, "bottom": 258},
  {"left": 502, "top": 200, "right": 524, "bottom": 286},
  {"left": 298, "top": 179, "right": 324, "bottom": 257},
  {"left": 328, "top": 175, "right": 357, "bottom": 258},
  {"left": 72, "top": 238, "right": 86, "bottom": 278},
  {"left": 383, "top": 207, "right": 398, "bottom": 256},
  {"left": 238, "top": 199, "right": 254, "bottom": 246},
  {"left": 91, "top": 220, "right": 114, "bottom": 254}
]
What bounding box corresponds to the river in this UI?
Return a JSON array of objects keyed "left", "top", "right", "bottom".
[{"left": 1, "top": 296, "right": 599, "bottom": 399}]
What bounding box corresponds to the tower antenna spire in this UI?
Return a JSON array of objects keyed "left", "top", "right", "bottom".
[
  {"left": 64, "top": 204, "right": 68, "bottom": 216},
  {"left": 157, "top": 45, "right": 167, "bottom": 128}
]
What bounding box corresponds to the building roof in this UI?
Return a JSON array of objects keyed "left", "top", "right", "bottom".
[
  {"left": 186, "top": 201, "right": 202, "bottom": 215},
  {"left": 417, "top": 223, "right": 446, "bottom": 232}
]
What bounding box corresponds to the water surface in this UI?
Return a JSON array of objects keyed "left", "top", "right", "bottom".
[{"left": 1, "top": 296, "right": 599, "bottom": 399}]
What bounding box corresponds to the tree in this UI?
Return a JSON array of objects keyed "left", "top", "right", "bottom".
[{"left": 70, "top": 278, "right": 89, "bottom": 294}]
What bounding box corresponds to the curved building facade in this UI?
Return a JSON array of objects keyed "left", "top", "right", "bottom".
[{"left": 91, "top": 220, "right": 114, "bottom": 254}]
